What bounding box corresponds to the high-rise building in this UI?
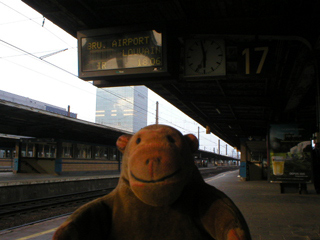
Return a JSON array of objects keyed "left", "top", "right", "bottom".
[{"left": 95, "top": 86, "right": 148, "bottom": 133}]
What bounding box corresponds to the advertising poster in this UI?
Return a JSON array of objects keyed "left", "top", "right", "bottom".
[{"left": 269, "top": 124, "right": 312, "bottom": 183}]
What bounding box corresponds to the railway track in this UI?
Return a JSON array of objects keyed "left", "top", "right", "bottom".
[
  {"left": 0, "top": 188, "right": 113, "bottom": 217},
  {"left": 0, "top": 188, "right": 114, "bottom": 230},
  {"left": 0, "top": 166, "right": 239, "bottom": 230},
  {"left": 199, "top": 166, "right": 239, "bottom": 178}
]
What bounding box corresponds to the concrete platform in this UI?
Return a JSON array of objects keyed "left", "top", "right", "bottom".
[
  {"left": 0, "top": 172, "right": 120, "bottom": 204},
  {"left": 0, "top": 172, "right": 120, "bottom": 187},
  {"left": 206, "top": 170, "right": 320, "bottom": 240}
]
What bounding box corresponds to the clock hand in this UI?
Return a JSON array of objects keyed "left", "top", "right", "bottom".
[{"left": 200, "top": 41, "right": 207, "bottom": 69}]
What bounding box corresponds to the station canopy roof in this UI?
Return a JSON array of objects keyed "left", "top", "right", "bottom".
[
  {"left": 21, "top": 0, "right": 320, "bottom": 156},
  {"left": 0, "top": 99, "right": 130, "bottom": 145}
]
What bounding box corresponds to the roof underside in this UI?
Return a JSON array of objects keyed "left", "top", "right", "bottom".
[{"left": 21, "top": 0, "right": 320, "bottom": 157}]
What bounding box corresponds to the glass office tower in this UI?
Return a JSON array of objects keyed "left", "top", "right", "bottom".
[{"left": 95, "top": 86, "right": 148, "bottom": 133}]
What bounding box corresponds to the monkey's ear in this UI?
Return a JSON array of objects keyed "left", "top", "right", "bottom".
[
  {"left": 116, "top": 134, "right": 132, "bottom": 153},
  {"left": 184, "top": 134, "right": 199, "bottom": 153}
]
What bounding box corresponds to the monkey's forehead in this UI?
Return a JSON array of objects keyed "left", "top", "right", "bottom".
[{"left": 137, "top": 124, "right": 182, "bottom": 135}]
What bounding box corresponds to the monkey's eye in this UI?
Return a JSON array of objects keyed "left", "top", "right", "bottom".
[
  {"left": 167, "top": 135, "right": 175, "bottom": 143},
  {"left": 136, "top": 138, "right": 141, "bottom": 144}
]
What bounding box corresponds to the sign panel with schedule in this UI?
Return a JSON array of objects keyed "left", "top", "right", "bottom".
[{"left": 77, "top": 26, "right": 173, "bottom": 84}]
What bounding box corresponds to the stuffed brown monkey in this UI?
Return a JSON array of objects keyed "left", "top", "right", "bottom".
[{"left": 53, "top": 124, "right": 251, "bottom": 240}]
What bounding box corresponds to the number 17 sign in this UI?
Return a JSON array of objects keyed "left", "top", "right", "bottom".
[{"left": 238, "top": 42, "right": 275, "bottom": 76}]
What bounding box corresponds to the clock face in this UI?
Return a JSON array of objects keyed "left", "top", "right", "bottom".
[{"left": 185, "top": 39, "right": 226, "bottom": 76}]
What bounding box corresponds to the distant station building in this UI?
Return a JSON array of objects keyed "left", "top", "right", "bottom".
[
  {"left": 0, "top": 89, "right": 77, "bottom": 118},
  {"left": 0, "top": 89, "right": 80, "bottom": 173},
  {"left": 95, "top": 86, "right": 148, "bottom": 133}
]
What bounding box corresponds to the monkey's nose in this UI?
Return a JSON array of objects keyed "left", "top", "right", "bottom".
[
  {"left": 145, "top": 157, "right": 162, "bottom": 178},
  {"left": 146, "top": 157, "right": 161, "bottom": 165}
]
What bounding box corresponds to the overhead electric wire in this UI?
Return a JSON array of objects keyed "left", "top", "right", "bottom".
[
  {"left": 0, "top": 39, "right": 77, "bottom": 77},
  {"left": 0, "top": 57, "right": 89, "bottom": 96},
  {"left": 0, "top": 48, "right": 72, "bottom": 59},
  {"left": 0, "top": 1, "right": 73, "bottom": 48},
  {"left": 0, "top": 17, "right": 43, "bottom": 26}
]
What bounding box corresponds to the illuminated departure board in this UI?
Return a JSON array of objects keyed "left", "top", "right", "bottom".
[
  {"left": 77, "top": 26, "right": 172, "bottom": 83},
  {"left": 81, "top": 30, "right": 162, "bottom": 72}
]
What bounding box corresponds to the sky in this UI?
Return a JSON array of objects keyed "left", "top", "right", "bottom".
[{"left": 0, "top": 0, "right": 237, "bottom": 157}]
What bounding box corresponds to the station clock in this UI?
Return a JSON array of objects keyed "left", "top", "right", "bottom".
[{"left": 185, "top": 39, "right": 226, "bottom": 77}]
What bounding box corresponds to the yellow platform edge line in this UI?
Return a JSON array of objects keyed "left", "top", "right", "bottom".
[{"left": 16, "top": 227, "right": 57, "bottom": 240}]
